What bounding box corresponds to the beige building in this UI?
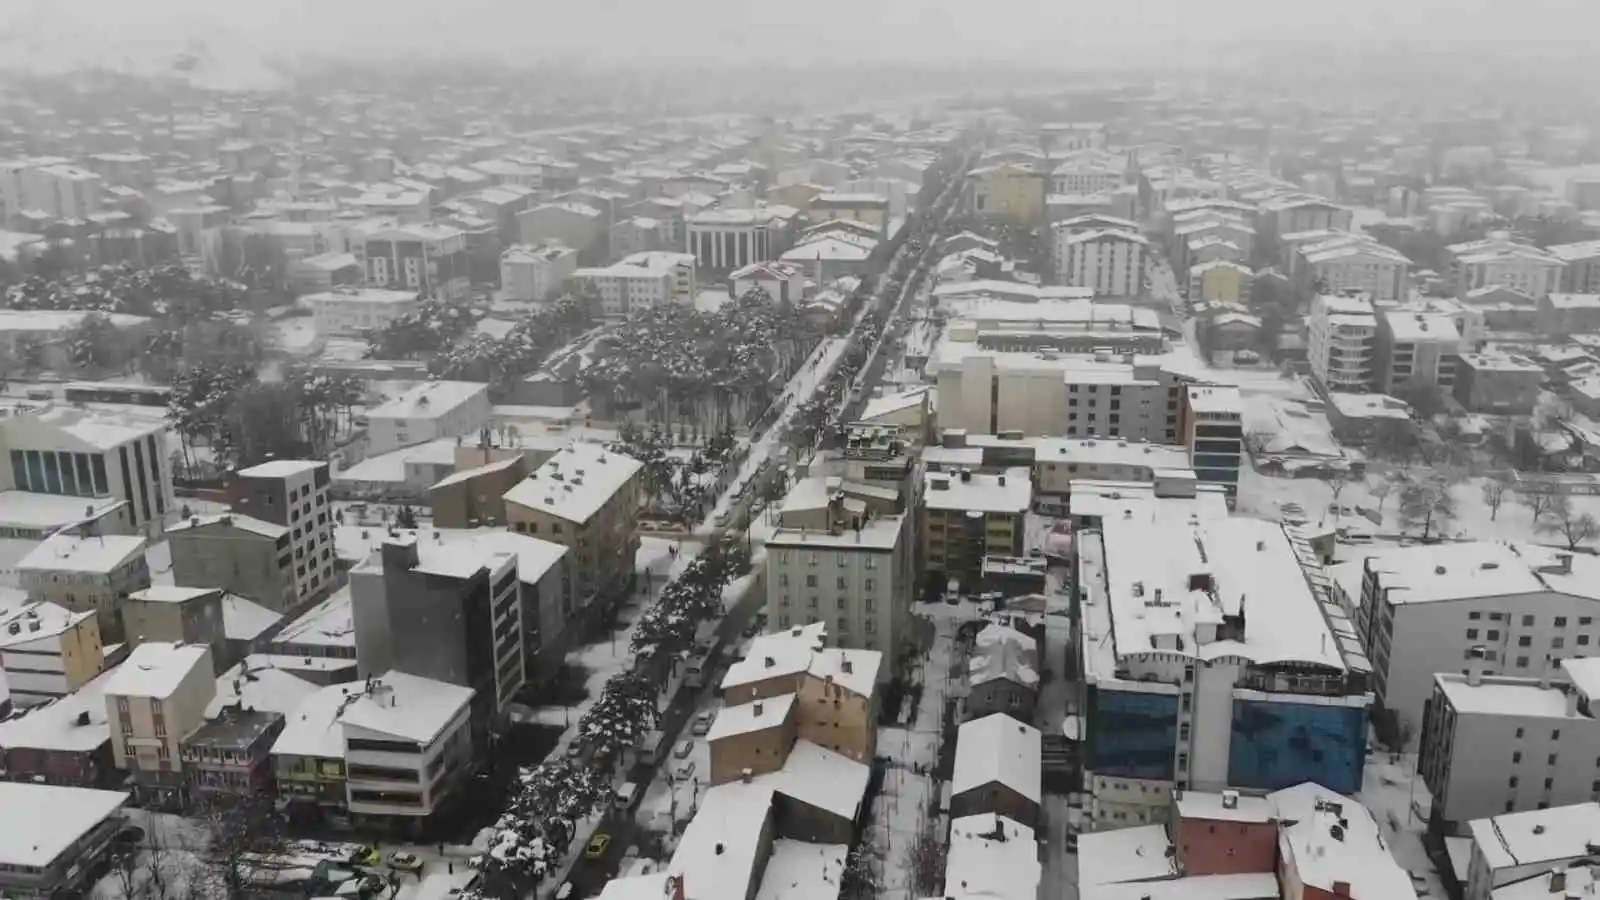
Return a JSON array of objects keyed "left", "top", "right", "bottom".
[
  {"left": 707, "top": 692, "right": 799, "bottom": 785},
  {"left": 922, "top": 467, "right": 1032, "bottom": 586},
  {"left": 121, "top": 586, "right": 227, "bottom": 670},
  {"left": 167, "top": 513, "right": 297, "bottom": 613},
  {"left": 809, "top": 193, "right": 890, "bottom": 232},
  {"left": 104, "top": 641, "right": 215, "bottom": 804},
  {"left": 428, "top": 455, "right": 529, "bottom": 528},
  {"left": 16, "top": 532, "right": 150, "bottom": 643},
  {"left": 504, "top": 443, "right": 642, "bottom": 603},
  {"left": 720, "top": 623, "right": 881, "bottom": 762},
  {"left": 0, "top": 600, "right": 105, "bottom": 706}
]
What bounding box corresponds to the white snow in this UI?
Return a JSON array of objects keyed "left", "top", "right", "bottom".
[
  {"left": 221, "top": 593, "right": 283, "bottom": 642},
  {"left": 1076, "top": 824, "right": 1177, "bottom": 887},
  {"left": 754, "top": 839, "right": 847, "bottom": 900},
  {"left": 504, "top": 442, "right": 644, "bottom": 526},
  {"left": 103, "top": 641, "right": 210, "bottom": 698},
  {"left": 16, "top": 532, "right": 147, "bottom": 575},
  {"left": 944, "top": 813, "right": 1041, "bottom": 900},
  {"left": 0, "top": 782, "right": 128, "bottom": 868},
  {"left": 271, "top": 586, "right": 355, "bottom": 652},
  {"left": 951, "top": 713, "right": 1042, "bottom": 803},
  {"left": 336, "top": 670, "right": 473, "bottom": 744},
  {"left": 0, "top": 666, "right": 114, "bottom": 751},
  {"left": 705, "top": 692, "right": 797, "bottom": 742},
  {"left": 207, "top": 658, "right": 318, "bottom": 718},
  {"left": 270, "top": 682, "right": 353, "bottom": 760}
]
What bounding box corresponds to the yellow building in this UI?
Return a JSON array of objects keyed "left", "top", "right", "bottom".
[
  {"left": 0, "top": 600, "right": 105, "bottom": 706},
  {"left": 1188, "top": 259, "right": 1253, "bottom": 305},
  {"left": 766, "top": 182, "right": 825, "bottom": 216},
  {"left": 503, "top": 442, "right": 643, "bottom": 602},
  {"left": 965, "top": 163, "right": 1045, "bottom": 227},
  {"left": 922, "top": 467, "right": 1033, "bottom": 587},
  {"left": 271, "top": 684, "right": 352, "bottom": 820},
  {"left": 103, "top": 641, "right": 215, "bottom": 804}
]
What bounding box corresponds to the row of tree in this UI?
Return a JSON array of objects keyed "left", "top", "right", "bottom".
[{"left": 167, "top": 364, "right": 364, "bottom": 475}]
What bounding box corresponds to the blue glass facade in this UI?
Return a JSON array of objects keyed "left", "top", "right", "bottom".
[
  {"left": 1227, "top": 699, "right": 1365, "bottom": 794},
  {"left": 1087, "top": 687, "right": 1178, "bottom": 780}
]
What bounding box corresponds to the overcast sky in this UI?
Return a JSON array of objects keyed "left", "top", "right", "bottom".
[{"left": 0, "top": 0, "right": 1595, "bottom": 84}]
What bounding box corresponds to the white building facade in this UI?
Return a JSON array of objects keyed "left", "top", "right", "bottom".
[
  {"left": 303, "top": 288, "right": 421, "bottom": 336},
  {"left": 1055, "top": 229, "right": 1149, "bottom": 297},
  {"left": 1307, "top": 292, "right": 1377, "bottom": 393},
  {"left": 498, "top": 243, "right": 578, "bottom": 302}
]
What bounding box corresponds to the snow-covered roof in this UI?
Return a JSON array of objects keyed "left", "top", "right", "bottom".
[
  {"left": 0, "top": 491, "right": 123, "bottom": 531},
  {"left": 722, "top": 623, "right": 828, "bottom": 690},
  {"left": 952, "top": 713, "right": 1041, "bottom": 803},
  {"left": 969, "top": 626, "right": 1039, "bottom": 689},
  {"left": 753, "top": 839, "right": 847, "bottom": 900},
  {"left": 270, "top": 682, "right": 352, "bottom": 760},
  {"left": 859, "top": 387, "right": 928, "bottom": 423},
  {"left": 207, "top": 657, "right": 318, "bottom": 718},
  {"left": 1076, "top": 824, "right": 1177, "bottom": 886},
  {"left": 128, "top": 585, "right": 217, "bottom": 605},
  {"left": 754, "top": 738, "right": 871, "bottom": 820},
  {"left": 944, "top": 814, "right": 1041, "bottom": 900},
  {"left": 0, "top": 666, "right": 114, "bottom": 751},
  {"left": 16, "top": 531, "right": 146, "bottom": 575},
  {"left": 0, "top": 309, "right": 151, "bottom": 334},
  {"left": 428, "top": 455, "right": 523, "bottom": 491},
  {"left": 237, "top": 459, "right": 325, "bottom": 479},
  {"left": 103, "top": 641, "right": 211, "bottom": 699},
  {"left": 780, "top": 235, "right": 876, "bottom": 263},
  {"left": 21, "top": 403, "right": 166, "bottom": 451},
  {"left": 0, "top": 782, "right": 128, "bottom": 869},
  {"left": 337, "top": 526, "right": 567, "bottom": 585},
  {"left": 503, "top": 442, "right": 643, "bottom": 525},
  {"left": 167, "top": 511, "right": 288, "bottom": 540},
  {"left": 0, "top": 600, "right": 93, "bottom": 648},
  {"left": 271, "top": 586, "right": 354, "bottom": 650},
  {"left": 367, "top": 381, "right": 488, "bottom": 422},
  {"left": 1081, "top": 874, "right": 1281, "bottom": 900},
  {"left": 1492, "top": 866, "right": 1600, "bottom": 900},
  {"left": 706, "top": 692, "right": 797, "bottom": 742},
  {"left": 337, "top": 670, "right": 473, "bottom": 745},
  {"left": 1361, "top": 541, "right": 1596, "bottom": 605},
  {"left": 1270, "top": 782, "right": 1417, "bottom": 900},
  {"left": 1186, "top": 384, "right": 1242, "bottom": 414},
  {"left": 1175, "top": 790, "right": 1275, "bottom": 824},
  {"left": 222, "top": 594, "right": 283, "bottom": 642},
  {"left": 666, "top": 779, "right": 776, "bottom": 900},
  {"left": 806, "top": 646, "right": 880, "bottom": 699},
  {"left": 924, "top": 467, "right": 1031, "bottom": 514},
  {"left": 1033, "top": 437, "right": 1193, "bottom": 471},
  {"left": 1469, "top": 802, "right": 1600, "bottom": 873}
]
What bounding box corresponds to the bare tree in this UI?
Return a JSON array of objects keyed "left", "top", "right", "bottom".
[
  {"left": 1481, "top": 476, "right": 1509, "bottom": 521},
  {"left": 1519, "top": 482, "right": 1560, "bottom": 523},
  {"left": 1368, "top": 478, "right": 1394, "bottom": 516},
  {"left": 1242, "top": 428, "right": 1273, "bottom": 458},
  {"left": 1400, "top": 477, "right": 1457, "bottom": 541},
  {"left": 1325, "top": 473, "right": 1353, "bottom": 524},
  {"left": 197, "top": 792, "right": 288, "bottom": 897},
  {"left": 1538, "top": 495, "right": 1600, "bottom": 551}
]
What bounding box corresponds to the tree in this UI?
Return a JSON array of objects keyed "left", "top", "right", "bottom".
[
  {"left": 1366, "top": 418, "right": 1418, "bottom": 463},
  {"left": 1369, "top": 478, "right": 1394, "bottom": 516},
  {"left": 1538, "top": 495, "right": 1600, "bottom": 551},
  {"left": 1399, "top": 477, "right": 1457, "bottom": 541},
  {"left": 199, "top": 792, "right": 288, "bottom": 897},
  {"left": 1518, "top": 483, "right": 1560, "bottom": 524},
  {"left": 394, "top": 505, "right": 420, "bottom": 529},
  {"left": 1325, "top": 472, "right": 1354, "bottom": 524},
  {"left": 13, "top": 335, "right": 45, "bottom": 377},
  {"left": 1482, "top": 476, "right": 1510, "bottom": 521},
  {"left": 65, "top": 312, "right": 127, "bottom": 377},
  {"left": 1394, "top": 379, "right": 1446, "bottom": 421}
]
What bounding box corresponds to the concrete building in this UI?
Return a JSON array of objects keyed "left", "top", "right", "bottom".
[
  {"left": 0, "top": 783, "right": 128, "bottom": 898},
  {"left": 0, "top": 667, "right": 116, "bottom": 787},
  {"left": 1454, "top": 351, "right": 1544, "bottom": 415},
  {"left": 1550, "top": 240, "right": 1600, "bottom": 294},
  {"left": 731, "top": 261, "right": 805, "bottom": 305},
  {"left": 504, "top": 442, "right": 642, "bottom": 604},
  {"left": 707, "top": 692, "right": 799, "bottom": 784},
  {"left": 1463, "top": 803, "right": 1600, "bottom": 900},
  {"left": 0, "top": 600, "right": 104, "bottom": 706},
  {"left": 180, "top": 707, "right": 285, "bottom": 798},
  {"left": 951, "top": 712, "right": 1041, "bottom": 827},
  {"left": 517, "top": 203, "right": 603, "bottom": 254},
  {"left": 809, "top": 193, "right": 889, "bottom": 232},
  {"left": 0, "top": 158, "right": 103, "bottom": 221},
  {"left": 1355, "top": 542, "right": 1600, "bottom": 748},
  {"left": 1307, "top": 292, "right": 1378, "bottom": 393},
  {"left": 1375, "top": 307, "right": 1465, "bottom": 395},
  {"left": 967, "top": 623, "right": 1040, "bottom": 721},
  {"left": 686, "top": 206, "right": 791, "bottom": 273},
  {"left": 1180, "top": 386, "right": 1244, "bottom": 502},
  {"left": 1187, "top": 259, "right": 1253, "bottom": 305},
  {"left": 365, "top": 381, "right": 492, "bottom": 455},
  {"left": 1054, "top": 228, "right": 1149, "bottom": 297},
  {"left": 1536, "top": 293, "right": 1600, "bottom": 336},
  {"left": 1078, "top": 512, "right": 1371, "bottom": 829},
  {"left": 227, "top": 460, "right": 335, "bottom": 607},
  {"left": 498, "top": 243, "right": 578, "bottom": 302},
  {"left": 1259, "top": 195, "right": 1352, "bottom": 240},
  {"left": 121, "top": 586, "right": 227, "bottom": 668},
  {"left": 1299, "top": 236, "right": 1412, "bottom": 302},
  {"left": 570, "top": 251, "right": 696, "bottom": 317},
  {"left": 358, "top": 223, "right": 470, "bottom": 302},
  {"left": 720, "top": 623, "right": 881, "bottom": 762},
  {"left": 16, "top": 532, "right": 149, "bottom": 643},
  {"left": 1420, "top": 655, "right": 1600, "bottom": 836},
  {"left": 428, "top": 455, "right": 529, "bottom": 528},
  {"left": 103, "top": 641, "right": 215, "bottom": 805},
  {"left": 922, "top": 467, "right": 1031, "bottom": 589},
  {"left": 0, "top": 403, "right": 175, "bottom": 538},
  {"left": 271, "top": 684, "right": 352, "bottom": 823},
  {"left": 964, "top": 163, "right": 1045, "bottom": 227},
  {"left": 167, "top": 513, "right": 297, "bottom": 613},
  {"left": 944, "top": 814, "right": 1041, "bottom": 900},
  {"left": 336, "top": 671, "right": 474, "bottom": 830},
  {"left": 302, "top": 288, "right": 420, "bottom": 337},
  {"left": 350, "top": 537, "right": 525, "bottom": 740},
  {"left": 1448, "top": 235, "right": 1565, "bottom": 299}
]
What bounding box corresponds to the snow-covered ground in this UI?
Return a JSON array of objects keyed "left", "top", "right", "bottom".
[
  {"left": 1360, "top": 752, "right": 1443, "bottom": 900},
  {"left": 270, "top": 316, "right": 322, "bottom": 355}
]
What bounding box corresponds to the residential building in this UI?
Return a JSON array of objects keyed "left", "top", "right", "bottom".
[
  {"left": 569, "top": 252, "right": 689, "bottom": 317},
  {"left": 0, "top": 159, "right": 103, "bottom": 220},
  {"left": 951, "top": 712, "right": 1042, "bottom": 827},
  {"left": 809, "top": 193, "right": 889, "bottom": 232},
  {"left": 1078, "top": 514, "right": 1371, "bottom": 829},
  {"left": 1307, "top": 292, "right": 1378, "bottom": 393},
  {"left": 180, "top": 707, "right": 285, "bottom": 799},
  {"left": 967, "top": 624, "right": 1040, "bottom": 721},
  {"left": 428, "top": 455, "right": 529, "bottom": 528},
  {"left": 1297, "top": 235, "right": 1412, "bottom": 301},
  {"left": 0, "top": 403, "right": 175, "bottom": 537},
  {"left": 964, "top": 163, "right": 1045, "bottom": 226},
  {"left": 227, "top": 460, "right": 336, "bottom": 607},
  {"left": 350, "top": 537, "right": 524, "bottom": 741},
  {"left": 103, "top": 641, "right": 215, "bottom": 805},
  {"left": 1054, "top": 228, "right": 1149, "bottom": 297},
  {"left": 302, "top": 288, "right": 420, "bottom": 337},
  {"left": 1448, "top": 234, "right": 1565, "bottom": 298},
  {"left": 1375, "top": 307, "right": 1465, "bottom": 395},
  {"left": 0, "top": 667, "right": 116, "bottom": 787},
  {"left": 1180, "top": 386, "right": 1244, "bottom": 501},
  {"left": 498, "top": 243, "right": 578, "bottom": 302},
  {"left": 1050, "top": 160, "right": 1124, "bottom": 196},
  {"left": 359, "top": 223, "right": 470, "bottom": 301},
  {"left": 1186, "top": 259, "right": 1253, "bottom": 305},
  {"left": 1454, "top": 351, "right": 1543, "bottom": 415},
  {"left": 1550, "top": 240, "right": 1600, "bottom": 293},
  {"left": 1536, "top": 293, "right": 1600, "bottom": 335},
  {"left": 292, "top": 251, "right": 365, "bottom": 294},
  {"left": 944, "top": 813, "right": 1042, "bottom": 900},
  {"left": 16, "top": 533, "right": 149, "bottom": 643},
  {"left": 336, "top": 671, "right": 474, "bottom": 831},
  {"left": 708, "top": 692, "right": 799, "bottom": 784},
  {"left": 167, "top": 513, "right": 296, "bottom": 613},
  {"left": 608, "top": 217, "right": 664, "bottom": 258},
  {"left": 504, "top": 442, "right": 642, "bottom": 604},
  {"left": 0, "top": 600, "right": 104, "bottom": 706},
  {"left": 121, "top": 586, "right": 226, "bottom": 668},
  {"left": 1464, "top": 803, "right": 1600, "bottom": 900},
  {"left": 1420, "top": 655, "right": 1600, "bottom": 836},
  {"left": 686, "top": 206, "right": 790, "bottom": 272},
  {"left": 1259, "top": 195, "right": 1352, "bottom": 240},
  {"left": 0, "top": 783, "right": 128, "bottom": 898},
  {"left": 1355, "top": 542, "right": 1600, "bottom": 748},
  {"left": 731, "top": 261, "right": 805, "bottom": 304},
  {"left": 922, "top": 467, "right": 1031, "bottom": 589},
  {"left": 271, "top": 684, "right": 352, "bottom": 824},
  {"left": 365, "top": 381, "right": 492, "bottom": 455},
  {"left": 720, "top": 623, "right": 881, "bottom": 762},
  {"left": 516, "top": 203, "right": 603, "bottom": 255}
]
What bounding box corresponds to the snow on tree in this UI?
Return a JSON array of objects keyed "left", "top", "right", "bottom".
[
  {"left": 467, "top": 758, "right": 611, "bottom": 898},
  {"left": 579, "top": 671, "right": 659, "bottom": 759}
]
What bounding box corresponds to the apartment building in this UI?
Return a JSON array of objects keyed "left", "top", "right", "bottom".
[
  {"left": 350, "top": 537, "right": 524, "bottom": 742},
  {"left": 516, "top": 203, "right": 603, "bottom": 255},
  {"left": 0, "top": 783, "right": 128, "bottom": 899},
  {"left": 1453, "top": 352, "right": 1544, "bottom": 415},
  {"left": 1307, "top": 292, "right": 1378, "bottom": 393},
  {"left": 359, "top": 223, "right": 471, "bottom": 301},
  {"left": 720, "top": 623, "right": 881, "bottom": 762},
  {"left": 922, "top": 467, "right": 1031, "bottom": 588},
  {"left": 16, "top": 533, "right": 150, "bottom": 643},
  {"left": 1259, "top": 194, "right": 1352, "bottom": 240},
  {"left": 1050, "top": 161, "right": 1123, "bottom": 196},
  {"left": 1187, "top": 259, "right": 1253, "bottom": 305},
  {"left": 1054, "top": 228, "right": 1149, "bottom": 297},
  {"left": 1550, "top": 240, "right": 1600, "bottom": 294},
  {"left": 428, "top": 455, "right": 529, "bottom": 528},
  {"left": 963, "top": 163, "right": 1045, "bottom": 227},
  {"left": 569, "top": 251, "right": 696, "bottom": 317},
  {"left": 809, "top": 193, "right": 890, "bottom": 232},
  {"left": 504, "top": 442, "right": 642, "bottom": 604},
  {"left": 731, "top": 261, "right": 804, "bottom": 305},
  {"left": 302, "top": 288, "right": 420, "bottom": 337},
  {"left": 167, "top": 513, "right": 296, "bottom": 612},
  {"left": 1536, "top": 292, "right": 1600, "bottom": 336},
  {"left": 336, "top": 672, "right": 475, "bottom": 831},
  {"left": 1298, "top": 236, "right": 1412, "bottom": 301},
  {"left": 967, "top": 624, "right": 1040, "bottom": 720},
  {"left": 365, "top": 381, "right": 492, "bottom": 454},
  {"left": 686, "top": 206, "right": 792, "bottom": 273},
  {"left": 1447, "top": 235, "right": 1565, "bottom": 299},
  {"left": 1078, "top": 513, "right": 1371, "bottom": 829},
  {"left": 181, "top": 707, "right": 285, "bottom": 799},
  {"left": 0, "top": 158, "right": 103, "bottom": 221},
  {"left": 1420, "top": 655, "right": 1600, "bottom": 836},
  {"left": 498, "top": 243, "right": 579, "bottom": 302},
  {"left": 121, "top": 586, "right": 226, "bottom": 666},
  {"left": 0, "top": 403, "right": 175, "bottom": 538},
  {"left": 1462, "top": 803, "right": 1600, "bottom": 900},
  {"left": 103, "top": 641, "right": 215, "bottom": 805},
  {"left": 271, "top": 684, "right": 352, "bottom": 823},
  {"left": 0, "top": 600, "right": 104, "bottom": 706},
  {"left": 1375, "top": 307, "right": 1465, "bottom": 394},
  {"left": 228, "top": 460, "right": 335, "bottom": 604},
  {"left": 1354, "top": 542, "right": 1600, "bottom": 748},
  {"left": 0, "top": 667, "right": 116, "bottom": 787},
  {"left": 951, "top": 712, "right": 1042, "bottom": 827}
]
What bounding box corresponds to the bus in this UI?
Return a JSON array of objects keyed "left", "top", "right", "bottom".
[{"left": 63, "top": 382, "right": 173, "bottom": 407}]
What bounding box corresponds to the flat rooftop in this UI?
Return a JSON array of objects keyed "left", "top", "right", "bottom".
[
  {"left": 0, "top": 782, "right": 128, "bottom": 869},
  {"left": 503, "top": 442, "right": 643, "bottom": 525}
]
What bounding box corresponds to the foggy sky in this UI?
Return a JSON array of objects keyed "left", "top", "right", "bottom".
[{"left": 0, "top": 0, "right": 1595, "bottom": 84}]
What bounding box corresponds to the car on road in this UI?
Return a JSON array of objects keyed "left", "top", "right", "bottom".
[
  {"left": 673, "top": 761, "right": 697, "bottom": 783},
  {"left": 691, "top": 711, "right": 714, "bottom": 736},
  {"left": 674, "top": 739, "right": 694, "bottom": 760},
  {"left": 585, "top": 834, "right": 611, "bottom": 859},
  {"left": 388, "top": 851, "right": 423, "bottom": 873}
]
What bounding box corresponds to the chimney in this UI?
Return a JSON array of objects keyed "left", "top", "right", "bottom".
[
  {"left": 740, "top": 768, "right": 753, "bottom": 784},
  {"left": 1568, "top": 687, "right": 1581, "bottom": 718},
  {"left": 1331, "top": 881, "right": 1351, "bottom": 897},
  {"left": 1221, "top": 789, "right": 1239, "bottom": 810},
  {"left": 1550, "top": 867, "right": 1567, "bottom": 893},
  {"left": 1435, "top": 565, "right": 1446, "bottom": 575},
  {"left": 841, "top": 657, "right": 853, "bottom": 674},
  {"left": 764, "top": 656, "right": 776, "bottom": 668},
  {"left": 753, "top": 702, "right": 763, "bottom": 717},
  {"left": 1554, "top": 553, "right": 1575, "bottom": 575},
  {"left": 714, "top": 843, "right": 724, "bottom": 856},
  {"left": 998, "top": 474, "right": 1006, "bottom": 486},
  {"left": 1466, "top": 645, "right": 1488, "bottom": 686}
]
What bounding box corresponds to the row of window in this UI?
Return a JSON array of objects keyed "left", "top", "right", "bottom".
[
  {"left": 774, "top": 593, "right": 878, "bottom": 614},
  {"left": 780, "top": 574, "right": 879, "bottom": 591}
]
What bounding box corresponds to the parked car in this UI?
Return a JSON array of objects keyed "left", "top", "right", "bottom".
[
  {"left": 585, "top": 833, "right": 611, "bottom": 859},
  {"left": 673, "top": 761, "right": 697, "bottom": 783},
  {"left": 388, "top": 851, "right": 423, "bottom": 873},
  {"left": 674, "top": 740, "right": 694, "bottom": 760},
  {"left": 691, "top": 712, "right": 714, "bottom": 736}
]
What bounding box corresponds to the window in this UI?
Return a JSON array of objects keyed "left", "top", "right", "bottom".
[
  {"left": 1581, "top": 635, "right": 1591, "bottom": 646},
  {"left": 1550, "top": 754, "right": 1560, "bottom": 765},
  {"left": 1554, "top": 730, "right": 1563, "bottom": 740},
  {"left": 1513, "top": 751, "right": 1522, "bottom": 763},
  {"left": 805, "top": 575, "right": 817, "bottom": 588},
  {"left": 1509, "top": 776, "right": 1519, "bottom": 788},
  {"left": 1467, "top": 629, "right": 1479, "bottom": 640},
  {"left": 837, "top": 576, "right": 847, "bottom": 589},
  {"left": 1525, "top": 615, "right": 1536, "bottom": 626},
  {"left": 1517, "top": 656, "right": 1530, "bottom": 668},
  {"left": 1554, "top": 637, "right": 1566, "bottom": 649},
  {"left": 1517, "top": 727, "right": 1526, "bottom": 739},
  {"left": 1469, "top": 611, "right": 1482, "bottom": 621},
  {"left": 1584, "top": 617, "right": 1594, "bottom": 626},
  {"left": 1488, "top": 630, "right": 1501, "bottom": 640},
  {"left": 1545, "top": 778, "right": 1555, "bottom": 790},
  {"left": 779, "top": 574, "right": 788, "bottom": 587},
  {"left": 864, "top": 578, "right": 875, "bottom": 591},
  {"left": 1557, "top": 617, "right": 1569, "bottom": 627},
  {"left": 1519, "top": 636, "right": 1533, "bottom": 647}
]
